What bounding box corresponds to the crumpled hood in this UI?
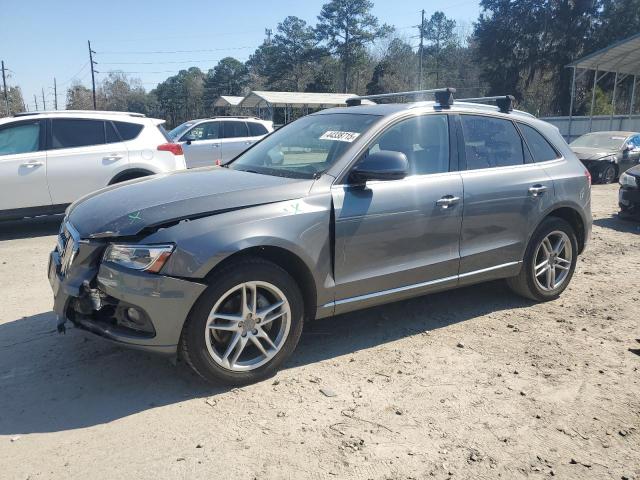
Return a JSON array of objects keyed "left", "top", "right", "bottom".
[
  {"left": 68, "top": 167, "right": 313, "bottom": 238},
  {"left": 570, "top": 146, "right": 618, "bottom": 161}
]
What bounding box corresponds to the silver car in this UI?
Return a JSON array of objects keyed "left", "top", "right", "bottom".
[
  {"left": 168, "top": 117, "right": 273, "bottom": 169},
  {"left": 48, "top": 91, "right": 592, "bottom": 385}
]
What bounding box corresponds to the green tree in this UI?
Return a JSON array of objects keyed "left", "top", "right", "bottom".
[
  {"left": 422, "top": 11, "right": 458, "bottom": 86},
  {"left": 203, "top": 57, "right": 249, "bottom": 111},
  {"left": 5, "top": 86, "right": 25, "bottom": 114},
  {"left": 316, "top": 0, "right": 391, "bottom": 92},
  {"left": 66, "top": 82, "right": 95, "bottom": 110},
  {"left": 367, "top": 38, "right": 416, "bottom": 94}
]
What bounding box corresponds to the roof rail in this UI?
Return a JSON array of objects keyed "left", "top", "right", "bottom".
[
  {"left": 13, "top": 110, "right": 146, "bottom": 118},
  {"left": 455, "top": 95, "right": 515, "bottom": 113},
  {"left": 346, "top": 88, "right": 456, "bottom": 108}
]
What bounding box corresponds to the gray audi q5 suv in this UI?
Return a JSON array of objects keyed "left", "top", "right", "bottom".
[{"left": 49, "top": 91, "right": 592, "bottom": 384}]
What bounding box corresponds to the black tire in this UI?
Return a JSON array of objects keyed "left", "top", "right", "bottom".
[
  {"left": 506, "top": 217, "right": 578, "bottom": 302},
  {"left": 180, "top": 257, "right": 304, "bottom": 385},
  {"left": 598, "top": 163, "right": 617, "bottom": 184}
]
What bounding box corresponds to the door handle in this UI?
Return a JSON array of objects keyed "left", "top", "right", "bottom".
[
  {"left": 436, "top": 195, "right": 460, "bottom": 208},
  {"left": 245, "top": 140, "right": 253, "bottom": 145},
  {"left": 21, "top": 161, "right": 44, "bottom": 168},
  {"left": 103, "top": 154, "right": 123, "bottom": 161},
  {"left": 212, "top": 144, "right": 220, "bottom": 148},
  {"left": 528, "top": 184, "right": 548, "bottom": 196}
]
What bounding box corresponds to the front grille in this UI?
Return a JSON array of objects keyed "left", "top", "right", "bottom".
[{"left": 58, "top": 222, "right": 80, "bottom": 276}]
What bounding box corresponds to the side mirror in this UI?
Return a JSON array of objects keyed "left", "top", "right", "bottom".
[
  {"left": 625, "top": 142, "right": 635, "bottom": 152},
  {"left": 349, "top": 150, "right": 408, "bottom": 185},
  {"left": 183, "top": 135, "right": 196, "bottom": 145}
]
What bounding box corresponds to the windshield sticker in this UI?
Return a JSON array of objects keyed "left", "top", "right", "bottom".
[{"left": 319, "top": 131, "right": 360, "bottom": 142}]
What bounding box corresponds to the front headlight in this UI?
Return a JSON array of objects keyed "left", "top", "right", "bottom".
[
  {"left": 620, "top": 172, "right": 639, "bottom": 188},
  {"left": 103, "top": 244, "right": 174, "bottom": 273}
]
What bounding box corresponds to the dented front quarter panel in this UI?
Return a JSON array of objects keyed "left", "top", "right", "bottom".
[{"left": 142, "top": 185, "right": 335, "bottom": 311}]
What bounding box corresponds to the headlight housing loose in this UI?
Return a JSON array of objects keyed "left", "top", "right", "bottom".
[
  {"left": 103, "top": 244, "right": 175, "bottom": 273},
  {"left": 620, "top": 172, "right": 639, "bottom": 188}
]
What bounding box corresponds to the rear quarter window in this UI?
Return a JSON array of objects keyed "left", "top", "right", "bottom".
[
  {"left": 113, "top": 121, "right": 144, "bottom": 141},
  {"left": 248, "top": 122, "right": 268, "bottom": 136},
  {"left": 519, "top": 123, "right": 559, "bottom": 162}
]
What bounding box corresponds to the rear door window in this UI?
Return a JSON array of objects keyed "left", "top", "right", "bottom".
[
  {"left": 222, "top": 121, "right": 249, "bottom": 139},
  {"left": 460, "top": 115, "right": 525, "bottom": 169},
  {"left": 248, "top": 122, "right": 268, "bottom": 136},
  {"left": 0, "top": 121, "right": 41, "bottom": 155},
  {"left": 113, "top": 121, "right": 143, "bottom": 141},
  {"left": 51, "top": 119, "right": 105, "bottom": 149},
  {"left": 519, "top": 123, "right": 559, "bottom": 162},
  {"left": 105, "top": 122, "right": 121, "bottom": 143}
]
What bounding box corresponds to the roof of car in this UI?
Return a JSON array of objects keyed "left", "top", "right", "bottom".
[
  {"left": 2, "top": 110, "right": 160, "bottom": 124},
  {"left": 315, "top": 101, "right": 537, "bottom": 120},
  {"left": 579, "top": 131, "right": 639, "bottom": 137}
]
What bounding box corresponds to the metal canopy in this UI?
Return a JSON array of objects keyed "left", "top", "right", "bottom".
[
  {"left": 239, "top": 91, "right": 374, "bottom": 108},
  {"left": 568, "top": 33, "right": 640, "bottom": 76},
  {"left": 213, "top": 95, "right": 244, "bottom": 107},
  {"left": 566, "top": 33, "right": 640, "bottom": 137}
]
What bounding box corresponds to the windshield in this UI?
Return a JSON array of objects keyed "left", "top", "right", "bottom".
[
  {"left": 570, "top": 133, "right": 627, "bottom": 150},
  {"left": 167, "top": 122, "right": 195, "bottom": 141},
  {"left": 228, "top": 113, "right": 380, "bottom": 179}
]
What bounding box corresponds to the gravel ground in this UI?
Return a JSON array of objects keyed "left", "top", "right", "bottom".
[{"left": 0, "top": 183, "right": 638, "bottom": 480}]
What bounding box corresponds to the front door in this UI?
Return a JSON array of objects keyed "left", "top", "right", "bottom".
[
  {"left": 0, "top": 119, "right": 51, "bottom": 210},
  {"left": 180, "top": 121, "right": 221, "bottom": 168},
  {"left": 332, "top": 114, "right": 463, "bottom": 313},
  {"left": 46, "top": 118, "right": 129, "bottom": 205}
]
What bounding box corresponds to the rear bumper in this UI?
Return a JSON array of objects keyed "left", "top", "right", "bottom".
[{"left": 48, "top": 249, "right": 207, "bottom": 355}]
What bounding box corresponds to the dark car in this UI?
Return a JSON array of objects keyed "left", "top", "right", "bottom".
[
  {"left": 570, "top": 131, "right": 640, "bottom": 184},
  {"left": 619, "top": 164, "right": 640, "bottom": 218}
]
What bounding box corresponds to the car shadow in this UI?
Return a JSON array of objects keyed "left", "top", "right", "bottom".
[
  {"left": 593, "top": 214, "right": 640, "bottom": 234},
  {"left": 0, "top": 215, "right": 63, "bottom": 240},
  {"left": 0, "top": 280, "right": 532, "bottom": 435}
]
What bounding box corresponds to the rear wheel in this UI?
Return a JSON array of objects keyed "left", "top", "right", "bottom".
[
  {"left": 180, "top": 258, "right": 304, "bottom": 385},
  {"left": 507, "top": 217, "right": 578, "bottom": 301}
]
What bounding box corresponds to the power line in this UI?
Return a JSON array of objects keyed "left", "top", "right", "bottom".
[
  {"left": 101, "top": 59, "right": 249, "bottom": 65},
  {"left": 97, "top": 46, "right": 253, "bottom": 55}
]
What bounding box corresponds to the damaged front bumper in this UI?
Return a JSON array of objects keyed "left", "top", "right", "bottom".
[{"left": 48, "top": 224, "right": 206, "bottom": 356}]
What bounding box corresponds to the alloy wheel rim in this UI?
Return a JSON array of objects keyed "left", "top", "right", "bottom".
[
  {"left": 603, "top": 167, "right": 615, "bottom": 183},
  {"left": 533, "top": 230, "right": 572, "bottom": 292},
  {"left": 205, "top": 281, "right": 291, "bottom": 372}
]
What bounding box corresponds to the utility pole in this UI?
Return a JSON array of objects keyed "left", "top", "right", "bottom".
[
  {"left": 1, "top": 60, "right": 8, "bottom": 116},
  {"left": 88, "top": 40, "right": 98, "bottom": 110},
  {"left": 418, "top": 10, "right": 425, "bottom": 90},
  {"left": 34, "top": 94, "right": 38, "bottom": 111},
  {"left": 53, "top": 77, "right": 58, "bottom": 110},
  {"left": 42, "top": 87, "right": 46, "bottom": 110},
  {"left": 264, "top": 28, "right": 272, "bottom": 45}
]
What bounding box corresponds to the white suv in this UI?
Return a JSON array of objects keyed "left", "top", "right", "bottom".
[
  {"left": 0, "top": 110, "right": 186, "bottom": 221},
  {"left": 168, "top": 117, "right": 273, "bottom": 168}
]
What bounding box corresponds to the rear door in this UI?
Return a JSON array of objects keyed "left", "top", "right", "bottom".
[
  {"left": 180, "top": 121, "right": 221, "bottom": 168},
  {"left": 220, "top": 120, "right": 252, "bottom": 162},
  {"left": 458, "top": 114, "right": 555, "bottom": 280},
  {"left": 46, "top": 118, "right": 128, "bottom": 205},
  {"left": 0, "top": 119, "right": 51, "bottom": 210}
]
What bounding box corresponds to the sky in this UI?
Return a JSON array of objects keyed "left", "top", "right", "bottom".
[{"left": 0, "top": 0, "right": 482, "bottom": 111}]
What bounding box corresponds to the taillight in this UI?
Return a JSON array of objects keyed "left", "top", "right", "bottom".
[
  {"left": 585, "top": 168, "right": 591, "bottom": 186},
  {"left": 157, "top": 143, "right": 183, "bottom": 155}
]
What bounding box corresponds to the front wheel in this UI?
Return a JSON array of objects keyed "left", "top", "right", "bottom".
[
  {"left": 598, "top": 163, "right": 617, "bottom": 184},
  {"left": 180, "top": 258, "right": 304, "bottom": 385},
  {"left": 507, "top": 217, "right": 578, "bottom": 302}
]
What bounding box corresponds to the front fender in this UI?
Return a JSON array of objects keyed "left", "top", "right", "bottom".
[{"left": 143, "top": 194, "right": 334, "bottom": 307}]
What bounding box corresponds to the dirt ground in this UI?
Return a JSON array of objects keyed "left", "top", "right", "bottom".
[{"left": 0, "top": 183, "right": 638, "bottom": 480}]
